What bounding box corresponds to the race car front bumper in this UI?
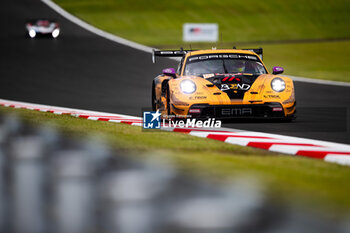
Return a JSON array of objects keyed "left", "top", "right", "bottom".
[{"left": 186, "top": 102, "right": 295, "bottom": 119}]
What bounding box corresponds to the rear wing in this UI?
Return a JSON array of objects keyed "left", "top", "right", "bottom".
[
  {"left": 152, "top": 49, "right": 193, "bottom": 63},
  {"left": 152, "top": 48, "right": 263, "bottom": 63},
  {"left": 244, "top": 48, "right": 263, "bottom": 60}
]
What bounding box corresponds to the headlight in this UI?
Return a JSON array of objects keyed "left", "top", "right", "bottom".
[
  {"left": 29, "top": 29, "right": 36, "bottom": 38},
  {"left": 271, "top": 78, "right": 285, "bottom": 92},
  {"left": 52, "top": 28, "right": 60, "bottom": 38},
  {"left": 180, "top": 79, "right": 196, "bottom": 94}
]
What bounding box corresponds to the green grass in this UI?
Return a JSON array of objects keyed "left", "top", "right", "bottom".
[
  {"left": 54, "top": 0, "right": 350, "bottom": 44},
  {"left": 2, "top": 106, "right": 350, "bottom": 216},
  {"left": 53, "top": 0, "right": 350, "bottom": 82},
  {"left": 262, "top": 41, "right": 350, "bottom": 81}
]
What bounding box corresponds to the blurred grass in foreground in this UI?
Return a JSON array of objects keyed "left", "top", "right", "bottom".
[{"left": 2, "top": 106, "right": 350, "bottom": 217}]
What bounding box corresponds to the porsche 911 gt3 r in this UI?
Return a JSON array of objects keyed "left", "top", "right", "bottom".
[
  {"left": 151, "top": 48, "right": 296, "bottom": 120},
  {"left": 25, "top": 19, "right": 60, "bottom": 38}
]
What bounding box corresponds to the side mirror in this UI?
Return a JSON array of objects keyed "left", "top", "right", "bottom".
[
  {"left": 272, "top": 66, "right": 284, "bottom": 75},
  {"left": 162, "top": 68, "right": 176, "bottom": 78}
]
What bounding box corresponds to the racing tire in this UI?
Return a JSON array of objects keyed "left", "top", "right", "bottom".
[
  {"left": 166, "top": 84, "right": 171, "bottom": 116},
  {"left": 25, "top": 31, "right": 31, "bottom": 38},
  {"left": 283, "top": 114, "right": 296, "bottom": 122},
  {"left": 151, "top": 81, "right": 156, "bottom": 111}
]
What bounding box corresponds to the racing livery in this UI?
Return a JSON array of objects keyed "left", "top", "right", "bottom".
[
  {"left": 152, "top": 48, "right": 296, "bottom": 120},
  {"left": 25, "top": 19, "right": 60, "bottom": 38}
]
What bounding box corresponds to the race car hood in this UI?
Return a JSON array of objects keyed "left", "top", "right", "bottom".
[{"left": 202, "top": 73, "right": 260, "bottom": 99}]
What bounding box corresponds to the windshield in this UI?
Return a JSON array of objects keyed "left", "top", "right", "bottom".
[{"left": 183, "top": 54, "right": 267, "bottom": 76}]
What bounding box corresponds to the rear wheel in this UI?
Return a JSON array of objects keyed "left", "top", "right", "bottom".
[{"left": 151, "top": 81, "right": 156, "bottom": 111}]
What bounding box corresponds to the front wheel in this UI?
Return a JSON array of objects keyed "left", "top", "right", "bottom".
[{"left": 166, "top": 84, "right": 171, "bottom": 116}]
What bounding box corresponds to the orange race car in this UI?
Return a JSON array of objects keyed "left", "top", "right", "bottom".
[{"left": 151, "top": 48, "right": 296, "bottom": 120}]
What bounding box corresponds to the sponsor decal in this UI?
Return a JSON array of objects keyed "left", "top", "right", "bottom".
[
  {"left": 188, "top": 109, "right": 201, "bottom": 113},
  {"left": 220, "top": 84, "right": 230, "bottom": 91},
  {"left": 189, "top": 96, "right": 207, "bottom": 100},
  {"left": 221, "top": 108, "right": 253, "bottom": 116},
  {"left": 143, "top": 110, "right": 161, "bottom": 129},
  {"left": 272, "top": 107, "right": 283, "bottom": 112},
  {"left": 194, "top": 96, "right": 207, "bottom": 99},
  {"left": 264, "top": 95, "right": 280, "bottom": 99},
  {"left": 220, "top": 83, "right": 251, "bottom": 91},
  {"left": 203, "top": 74, "right": 215, "bottom": 79},
  {"left": 188, "top": 54, "right": 258, "bottom": 62}
]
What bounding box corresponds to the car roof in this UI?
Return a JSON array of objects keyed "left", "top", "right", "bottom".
[
  {"left": 180, "top": 49, "right": 266, "bottom": 75},
  {"left": 27, "top": 19, "right": 57, "bottom": 23},
  {"left": 185, "top": 49, "right": 258, "bottom": 57}
]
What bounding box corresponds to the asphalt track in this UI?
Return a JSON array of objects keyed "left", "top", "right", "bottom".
[{"left": 1, "top": 0, "right": 349, "bottom": 144}]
